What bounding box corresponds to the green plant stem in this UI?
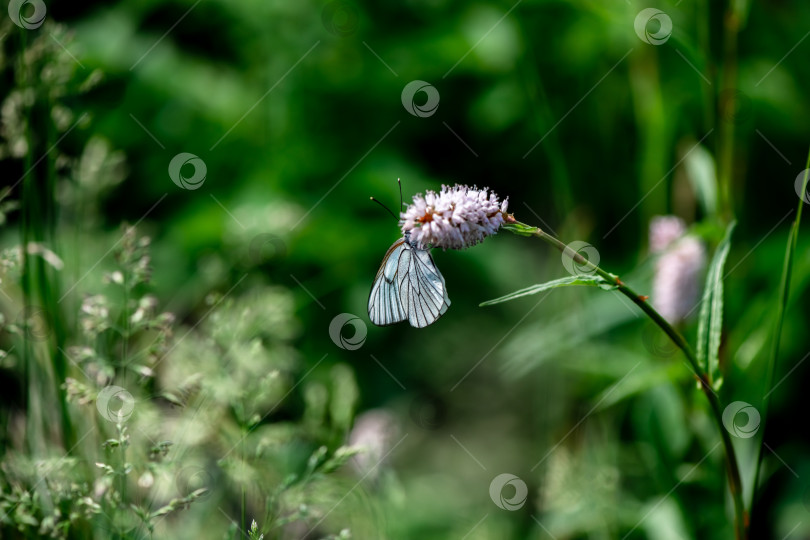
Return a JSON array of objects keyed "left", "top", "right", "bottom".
[
  {"left": 698, "top": 0, "right": 713, "bottom": 133},
  {"left": 512, "top": 221, "right": 747, "bottom": 539},
  {"left": 717, "top": 3, "right": 741, "bottom": 220},
  {"left": 119, "top": 423, "right": 127, "bottom": 520},
  {"left": 242, "top": 488, "right": 247, "bottom": 540},
  {"left": 242, "top": 424, "right": 247, "bottom": 540},
  {"left": 17, "top": 27, "right": 75, "bottom": 454},
  {"left": 750, "top": 148, "right": 810, "bottom": 520}
]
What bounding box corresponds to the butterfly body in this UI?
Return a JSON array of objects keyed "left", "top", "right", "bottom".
[{"left": 368, "top": 232, "right": 451, "bottom": 328}]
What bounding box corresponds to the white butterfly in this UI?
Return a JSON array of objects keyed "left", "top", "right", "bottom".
[{"left": 368, "top": 231, "right": 451, "bottom": 328}]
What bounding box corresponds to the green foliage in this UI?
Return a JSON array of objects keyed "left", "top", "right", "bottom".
[
  {"left": 480, "top": 274, "right": 616, "bottom": 306},
  {"left": 696, "top": 221, "right": 736, "bottom": 390},
  {"left": 1, "top": 1, "right": 809, "bottom": 539},
  {"left": 248, "top": 519, "right": 264, "bottom": 540}
]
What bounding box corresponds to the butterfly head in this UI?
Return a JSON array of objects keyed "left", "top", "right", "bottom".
[{"left": 404, "top": 231, "right": 433, "bottom": 251}]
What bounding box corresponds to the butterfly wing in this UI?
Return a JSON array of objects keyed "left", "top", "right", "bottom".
[
  {"left": 397, "top": 243, "right": 451, "bottom": 328},
  {"left": 368, "top": 238, "right": 408, "bottom": 326}
]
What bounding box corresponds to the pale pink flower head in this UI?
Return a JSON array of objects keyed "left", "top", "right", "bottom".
[
  {"left": 649, "top": 215, "right": 687, "bottom": 253},
  {"left": 348, "top": 409, "right": 400, "bottom": 480},
  {"left": 649, "top": 216, "right": 707, "bottom": 324},
  {"left": 400, "top": 184, "right": 508, "bottom": 249}
]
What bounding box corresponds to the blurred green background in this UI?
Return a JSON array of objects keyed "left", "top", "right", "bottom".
[{"left": 1, "top": 0, "right": 810, "bottom": 538}]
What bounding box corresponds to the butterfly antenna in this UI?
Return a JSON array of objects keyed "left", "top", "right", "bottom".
[
  {"left": 397, "top": 177, "right": 404, "bottom": 210},
  {"left": 370, "top": 197, "right": 398, "bottom": 221}
]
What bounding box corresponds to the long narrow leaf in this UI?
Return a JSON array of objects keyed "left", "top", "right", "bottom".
[
  {"left": 753, "top": 161, "right": 810, "bottom": 510},
  {"left": 696, "top": 221, "right": 736, "bottom": 389},
  {"left": 480, "top": 275, "right": 614, "bottom": 306}
]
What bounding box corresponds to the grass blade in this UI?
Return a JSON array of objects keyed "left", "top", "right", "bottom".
[
  {"left": 479, "top": 275, "right": 614, "bottom": 306},
  {"left": 696, "top": 221, "right": 736, "bottom": 389},
  {"left": 751, "top": 154, "right": 810, "bottom": 516}
]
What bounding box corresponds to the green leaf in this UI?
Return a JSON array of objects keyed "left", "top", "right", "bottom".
[
  {"left": 753, "top": 159, "right": 809, "bottom": 507},
  {"left": 480, "top": 275, "right": 615, "bottom": 306},
  {"left": 160, "top": 391, "right": 185, "bottom": 407},
  {"left": 594, "top": 360, "right": 689, "bottom": 411},
  {"left": 696, "top": 221, "right": 736, "bottom": 390},
  {"left": 682, "top": 143, "right": 718, "bottom": 218},
  {"left": 501, "top": 222, "right": 538, "bottom": 237},
  {"left": 306, "top": 445, "right": 328, "bottom": 476},
  {"left": 321, "top": 445, "right": 364, "bottom": 473},
  {"left": 329, "top": 363, "right": 358, "bottom": 433}
]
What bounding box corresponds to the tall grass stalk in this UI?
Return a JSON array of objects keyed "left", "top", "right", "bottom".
[
  {"left": 750, "top": 147, "right": 810, "bottom": 521},
  {"left": 16, "top": 26, "right": 75, "bottom": 455},
  {"left": 716, "top": 2, "right": 743, "bottom": 221}
]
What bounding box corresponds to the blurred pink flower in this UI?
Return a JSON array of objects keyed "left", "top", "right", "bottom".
[
  {"left": 649, "top": 216, "right": 706, "bottom": 323},
  {"left": 649, "top": 215, "right": 686, "bottom": 253},
  {"left": 348, "top": 409, "right": 400, "bottom": 479}
]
